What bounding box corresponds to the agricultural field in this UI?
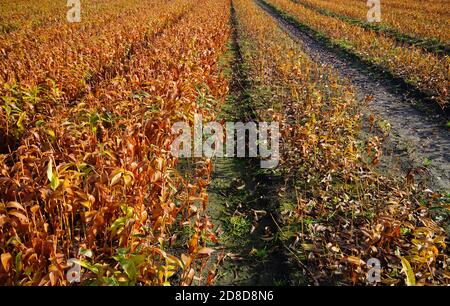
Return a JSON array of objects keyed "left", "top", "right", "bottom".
[
  {"left": 0, "top": 0, "right": 449, "bottom": 290},
  {"left": 295, "top": 0, "right": 450, "bottom": 48},
  {"left": 264, "top": 0, "right": 450, "bottom": 106}
]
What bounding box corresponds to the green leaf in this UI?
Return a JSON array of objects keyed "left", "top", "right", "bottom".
[
  {"left": 47, "top": 160, "right": 60, "bottom": 191},
  {"left": 102, "top": 276, "right": 120, "bottom": 286},
  {"left": 73, "top": 259, "right": 99, "bottom": 274},
  {"left": 121, "top": 260, "right": 137, "bottom": 281},
  {"left": 110, "top": 217, "right": 127, "bottom": 236},
  {"left": 126, "top": 206, "right": 133, "bottom": 218},
  {"left": 3, "top": 104, "right": 12, "bottom": 117},
  {"left": 422, "top": 158, "right": 432, "bottom": 167},
  {"left": 131, "top": 90, "right": 150, "bottom": 100},
  {"left": 89, "top": 112, "right": 100, "bottom": 126},
  {"left": 50, "top": 176, "right": 59, "bottom": 191},
  {"left": 131, "top": 254, "right": 146, "bottom": 266},
  {"left": 79, "top": 248, "right": 93, "bottom": 258},
  {"left": 117, "top": 248, "right": 129, "bottom": 257},
  {"left": 15, "top": 252, "right": 22, "bottom": 273}
]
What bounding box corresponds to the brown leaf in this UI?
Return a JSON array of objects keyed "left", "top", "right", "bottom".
[
  {"left": 8, "top": 211, "right": 29, "bottom": 224},
  {"left": 346, "top": 256, "right": 365, "bottom": 266},
  {"left": 197, "top": 247, "right": 215, "bottom": 256}
]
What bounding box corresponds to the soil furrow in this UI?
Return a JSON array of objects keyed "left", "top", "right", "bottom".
[{"left": 206, "top": 0, "right": 295, "bottom": 285}]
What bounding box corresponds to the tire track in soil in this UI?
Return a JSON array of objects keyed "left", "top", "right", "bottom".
[
  {"left": 256, "top": 0, "right": 450, "bottom": 192},
  {"left": 205, "top": 1, "right": 299, "bottom": 286}
]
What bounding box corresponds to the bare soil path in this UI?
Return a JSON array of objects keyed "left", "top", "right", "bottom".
[{"left": 206, "top": 1, "right": 298, "bottom": 285}]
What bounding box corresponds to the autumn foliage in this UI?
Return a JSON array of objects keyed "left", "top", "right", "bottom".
[
  {"left": 0, "top": 0, "right": 230, "bottom": 285},
  {"left": 0, "top": 0, "right": 448, "bottom": 286},
  {"left": 234, "top": 0, "right": 448, "bottom": 285},
  {"left": 265, "top": 0, "right": 450, "bottom": 107}
]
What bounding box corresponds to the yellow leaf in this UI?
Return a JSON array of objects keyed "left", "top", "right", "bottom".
[
  {"left": 117, "top": 273, "right": 128, "bottom": 283},
  {"left": 110, "top": 171, "right": 122, "bottom": 186},
  {"left": 400, "top": 256, "right": 416, "bottom": 286},
  {"left": 16, "top": 111, "right": 26, "bottom": 130},
  {"left": 166, "top": 255, "right": 183, "bottom": 269},
  {"left": 181, "top": 254, "right": 191, "bottom": 268},
  {"left": 103, "top": 150, "right": 117, "bottom": 160},
  {"left": 123, "top": 172, "right": 134, "bottom": 187},
  {"left": 301, "top": 243, "right": 314, "bottom": 251},
  {"left": 80, "top": 201, "right": 91, "bottom": 209},
  {"left": 47, "top": 129, "right": 55, "bottom": 139}
]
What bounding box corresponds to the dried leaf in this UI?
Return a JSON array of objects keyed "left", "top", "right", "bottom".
[{"left": 1, "top": 253, "right": 12, "bottom": 272}]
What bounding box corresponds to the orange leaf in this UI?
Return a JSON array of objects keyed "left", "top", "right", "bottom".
[{"left": 1, "top": 253, "right": 12, "bottom": 272}]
